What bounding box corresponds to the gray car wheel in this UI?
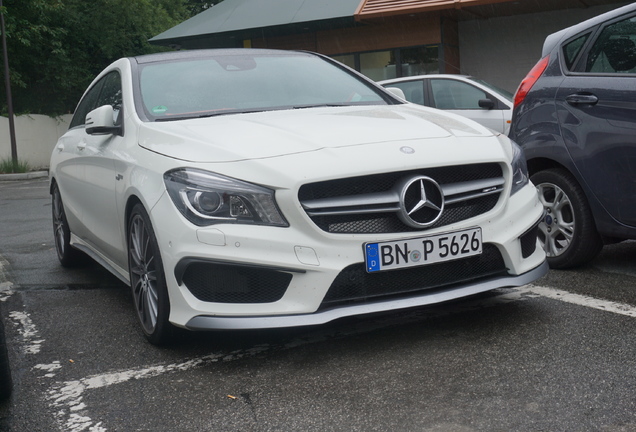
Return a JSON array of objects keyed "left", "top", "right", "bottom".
[
  {"left": 532, "top": 169, "right": 603, "bottom": 269},
  {"left": 128, "top": 203, "right": 173, "bottom": 345},
  {"left": 51, "top": 183, "right": 84, "bottom": 267}
]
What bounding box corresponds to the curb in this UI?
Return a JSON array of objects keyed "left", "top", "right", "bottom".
[{"left": 0, "top": 171, "right": 48, "bottom": 182}]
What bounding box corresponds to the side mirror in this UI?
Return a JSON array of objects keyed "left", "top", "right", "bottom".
[
  {"left": 85, "top": 105, "right": 122, "bottom": 136},
  {"left": 385, "top": 87, "right": 406, "bottom": 100},
  {"left": 478, "top": 98, "right": 495, "bottom": 110}
]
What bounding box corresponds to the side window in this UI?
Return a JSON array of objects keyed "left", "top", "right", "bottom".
[
  {"left": 563, "top": 33, "right": 590, "bottom": 71},
  {"left": 69, "top": 71, "right": 123, "bottom": 129},
  {"left": 586, "top": 15, "right": 636, "bottom": 73},
  {"left": 97, "top": 72, "right": 123, "bottom": 125},
  {"left": 69, "top": 81, "right": 103, "bottom": 129},
  {"left": 385, "top": 81, "right": 425, "bottom": 105},
  {"left": 430, "top": 79, "right": 487, "bottom": 110}
]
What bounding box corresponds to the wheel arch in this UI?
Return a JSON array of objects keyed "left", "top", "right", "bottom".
[{"left": 124, "top": 195, "right": 144, "bottom": 241}]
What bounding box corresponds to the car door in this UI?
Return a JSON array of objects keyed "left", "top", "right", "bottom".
[
  {"left": 427, "top": 78, "right": 508, "bottom": 133},
  {"left": 78, "top": 71, "right": 126, "bottom": 261},
  {"left": 54, "top": 79, "right": 105, "bottom": 238},
  {"left": 556, "top": 13, "right": 636, "bottom": 227}
]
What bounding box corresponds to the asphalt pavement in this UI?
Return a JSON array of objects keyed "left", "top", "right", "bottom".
[{"left": 0, "top": 178, "right": 635, "bottom": 432}]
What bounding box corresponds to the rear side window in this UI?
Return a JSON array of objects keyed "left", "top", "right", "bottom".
[
  {"left": 563, "top": 33, "right": 590, "bottom": 70},
  {"left": 585, "top": 15, "right": 636, "bottom": 73},
  {"left": 385, "top": 81, "right": 425, "bottom": 105}
]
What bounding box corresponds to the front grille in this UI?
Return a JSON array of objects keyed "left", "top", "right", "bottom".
[
  {"left": 320, "top": 243, "right": 507, "bottom": 308},
  {"left": 181, "top": 262, "right": 292, "bottom": 303},
  {"left": 299, "top": 163, "right": 504, "bottom": 234}
]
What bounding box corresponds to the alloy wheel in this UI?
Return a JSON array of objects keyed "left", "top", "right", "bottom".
[
  {"left": 129, "top": 213, "right": 159, "bottom": 334},
  {"left": 52, "top": 187, "right": 66, "bottom": 259},
  {"left": 536, "top": 182, "right": 575, "bottom": 258}
]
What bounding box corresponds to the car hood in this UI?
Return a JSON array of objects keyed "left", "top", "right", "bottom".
[{"left": 137, "top": 104, "right": 495, "bottom": 163}]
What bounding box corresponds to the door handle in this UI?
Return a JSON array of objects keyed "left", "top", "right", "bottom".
[
  {"left": 56, "top": 143, "right": 64, "bottom": 152},
  {"left": 77, "top": 142, "right": 87, "bottom": 151},
  {"left": 565, "top": 94, "right": 599, "bottom": 106}
]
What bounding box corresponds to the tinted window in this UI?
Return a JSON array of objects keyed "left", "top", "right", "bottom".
[
  {"left": 563, "top": 33, "right": 590, "bottom": 70},
  {"left": 430, "top": 79, "right": 487, "bottom": 110},
  {"left": 98, "top": 72, "right": 123, "bottom": 125},
  {"left": 70, "top": 81, "right": 103, "bottom": 129},
  {"left": 586, "top": 15, "right": 636, "bottom": 73},
  {"left": 69, "top": 71, "right": 122, "bottom": 129}
]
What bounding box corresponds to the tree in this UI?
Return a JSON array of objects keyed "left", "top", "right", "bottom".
[{"left": 0, "top": 0, "right": 212, "bottom": 116}]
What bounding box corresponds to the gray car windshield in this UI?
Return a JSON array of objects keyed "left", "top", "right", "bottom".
[{"left": 138, "top": 52, "right": 390, "bottom": 121}]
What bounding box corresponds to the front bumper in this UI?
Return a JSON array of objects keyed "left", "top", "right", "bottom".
[
  {"left": 185, "top": 260, "right": 548, "bottom": 330},
  {"left": 150, "top": 181, "right": 546, "bottom": 329}
]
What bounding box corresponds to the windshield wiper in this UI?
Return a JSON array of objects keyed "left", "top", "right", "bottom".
[
  {"left": 154, "top": 108, "right": 267, "bottom": 122},
  {"left": 292, "top": 103, "right": 351, "bottom": 109}
]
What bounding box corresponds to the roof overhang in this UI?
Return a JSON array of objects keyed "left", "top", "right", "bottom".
[{"left": 354, "top": 0, "right": 515, "bottom": 21}]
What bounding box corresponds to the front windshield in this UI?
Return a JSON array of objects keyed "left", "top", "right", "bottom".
[{"left": 138, "top": 51, "right": 390, "bottom": 121}]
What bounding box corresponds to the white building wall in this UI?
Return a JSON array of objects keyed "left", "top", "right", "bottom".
[
  {"left": 0, "top": 114, "right": 72, "bottom": 170},
  {"left": 459, "top": 3, "right": 627, "bottom": 93}
]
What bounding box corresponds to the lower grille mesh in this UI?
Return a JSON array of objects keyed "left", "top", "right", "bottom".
[
  {"left": 321, "top": 244, "right": 507, "bottom": 308},
  {"left": 182, "top": 262, "right": 292, "bottom": 303}
]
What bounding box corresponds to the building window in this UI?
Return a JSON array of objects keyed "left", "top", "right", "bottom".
[
  {"left": 400, "top": 46, "right": 439, "bottom": 76},
  {"left": 331, "top": 54, "right": 356, "bottom": 70},
  {"left": 360, "top": 50, "right": 396, "bottom": 81},
  {"left": 331, "top": 45, "right": 439, "bottom": 80}
]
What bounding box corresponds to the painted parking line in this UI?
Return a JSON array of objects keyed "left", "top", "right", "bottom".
[{"left": 516, "top": 285, "right": 636, "bottom": 318}]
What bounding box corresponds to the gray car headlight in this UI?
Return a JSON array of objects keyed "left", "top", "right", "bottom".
[
  {"left": 510, "top": 140, "right": 529, "bottom": 195},
  {"left": 164, "top": 168, "right": 288, "bottom": 227}
]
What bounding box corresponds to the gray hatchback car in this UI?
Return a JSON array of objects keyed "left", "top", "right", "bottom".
[{"left": 509, "top": 3, "right": 636, "bottom": 269}]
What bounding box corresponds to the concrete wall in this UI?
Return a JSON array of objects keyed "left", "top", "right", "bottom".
[
  {"left": 458, "top": 3, "right": 628, "bottom": 93},
  {"left": 0, "top": 114, "right": 72, "bottom": 170}
]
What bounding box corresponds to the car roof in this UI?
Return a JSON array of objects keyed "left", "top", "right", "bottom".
[
  {"left": 131, "top": 48, "right": 311, "bottom": 64},
  {"left": 542, "top": 2, "right": 636, "bottom": 57},
  {"left": 378, "top": 74, "right": 473, "bottom": 84}
]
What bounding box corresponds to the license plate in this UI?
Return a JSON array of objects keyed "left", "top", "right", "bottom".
[{"left": 365, "top": 227, "right": 482, "bottom": 273}]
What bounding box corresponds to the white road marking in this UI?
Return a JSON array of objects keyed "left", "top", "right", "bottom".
[
  {"left": 47, "top": 346, "right": 270, "bottom": 432},
  {"left": 517, "top": 285, "right": 636, "bottom": 318},
  {"left": 9, "top": 311, "right": 44, "bottom": 354}
]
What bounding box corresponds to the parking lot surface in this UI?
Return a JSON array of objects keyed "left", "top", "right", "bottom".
[{"left": 0, "top": 178, "right": 635, "bottom": 431}]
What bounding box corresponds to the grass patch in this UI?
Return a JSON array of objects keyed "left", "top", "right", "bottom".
[{"left": 0, "top": 157, "right": 30, "bottom": 174}]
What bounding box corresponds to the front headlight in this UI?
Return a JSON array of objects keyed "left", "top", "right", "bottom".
[
  {"left": 510, "top": 140, "right": 529, "bottom": 195},
  {"left": 164, "top": 168, "right": 288, "bottom": 227}
]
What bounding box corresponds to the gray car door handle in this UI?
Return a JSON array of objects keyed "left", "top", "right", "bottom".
[{"left": 565, "top": 94, "right": 599, "bottom": 106}]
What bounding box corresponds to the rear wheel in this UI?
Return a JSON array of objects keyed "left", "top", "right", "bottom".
[
  {"left": 51, "top": 183, "right": 84, "bottom": 267},
  {"left": 128, "top": 204, "right": 173, "bottom": 345},
  {"left": 532, "top": 169, "right": 603, "bottom": 269}
]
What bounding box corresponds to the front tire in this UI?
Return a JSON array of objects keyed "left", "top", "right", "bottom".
[
  {"left": 128, "top": 204, "right": 173, "bottom": 345},
  {"left": 532, "top": 169, "right": 603, "bottom": 269}
]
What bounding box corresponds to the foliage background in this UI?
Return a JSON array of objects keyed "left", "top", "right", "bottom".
[{"left": 0, "top": 0, "right": 222, "bottom": 116}]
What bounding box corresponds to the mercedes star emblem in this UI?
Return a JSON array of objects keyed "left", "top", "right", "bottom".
[{"left": 396, "top": 175, "right": 445, "bottom": 228}]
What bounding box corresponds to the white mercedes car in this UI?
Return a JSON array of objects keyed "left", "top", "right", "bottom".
[{"left": 50, "top": 49, "right": 547, "bottom": 345}]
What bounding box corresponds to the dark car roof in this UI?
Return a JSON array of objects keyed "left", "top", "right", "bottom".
[{"left": 542, "top": 2, "right": 636, "bottom": 57}]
